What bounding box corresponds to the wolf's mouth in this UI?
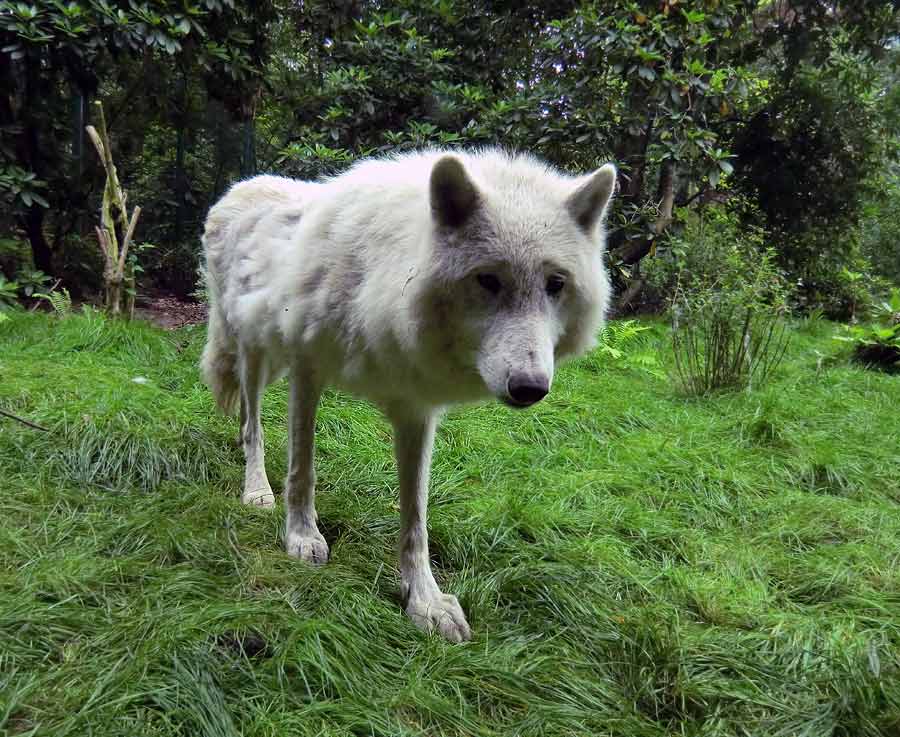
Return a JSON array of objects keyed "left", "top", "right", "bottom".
[{"left": 501, "top": 395, "right": 546, "bottom": 409}]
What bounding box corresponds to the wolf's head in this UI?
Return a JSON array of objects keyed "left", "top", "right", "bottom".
[{"left": 421, "top": 151, "right": 616, "bottom": 408}]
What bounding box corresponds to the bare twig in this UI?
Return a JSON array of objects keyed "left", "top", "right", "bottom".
[
  {"left": 29, "top": 278, "right": 62, "bottom": 312},
  {"left": 85, "top": 125, "right": 106, "bottom": 168},
  {"left": 118, "top": 205, "right": 141, "bottom": 275},
  {"left": 0, "top": 408, "right": 49, "bottom": 432},
  {"left": 95, "top": 225, "right": 110, "bottom": 259}
]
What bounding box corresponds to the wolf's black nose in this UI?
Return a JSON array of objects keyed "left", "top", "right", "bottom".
[{"left": 506, "top": 374, "right": 549, "bottom": 407}]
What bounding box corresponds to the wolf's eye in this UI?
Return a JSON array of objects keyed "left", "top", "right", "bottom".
[
  {"left": 477, "top": 273, "right": 502, "bottom": 295},
  {"left": 546, "top": 274, "right": 566, "bottom": 297}
]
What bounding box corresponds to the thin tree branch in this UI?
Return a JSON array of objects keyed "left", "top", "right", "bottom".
[
  {"left": 117, "top": 205, "right": 141, "bottom": 275},
  {"left": 0, "top": 408, "right": 49, "bottom": 432}
]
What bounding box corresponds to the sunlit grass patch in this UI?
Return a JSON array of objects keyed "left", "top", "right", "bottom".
[{"left": 2, "top": 310, "right": 899, "bottom": 736}]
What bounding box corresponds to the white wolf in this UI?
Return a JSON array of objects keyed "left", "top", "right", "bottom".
[{"left": 201, "top": 149, "right": 616, "bottom": 642}]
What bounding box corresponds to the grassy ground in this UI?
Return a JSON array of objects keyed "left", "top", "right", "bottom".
[{"left": 1, "top": 308, "right": 899, "bottom": 737}]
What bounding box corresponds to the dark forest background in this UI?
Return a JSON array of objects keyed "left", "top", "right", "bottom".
[{"left": 2, "top": 0, "right": 899, "bottom": 316}]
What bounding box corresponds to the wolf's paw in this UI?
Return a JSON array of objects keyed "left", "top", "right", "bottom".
[
  {"left": 286, "top": 529, "right": 329, "bottom": 565},
  {"left": 406, "top": 592, "right": 471, "bottom": 643},
  {"left": 242, "top": 486, "right": 276, "bottom": 508}
]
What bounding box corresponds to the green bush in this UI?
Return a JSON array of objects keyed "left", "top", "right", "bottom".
[
  {"left": 0, "top": 236, "right": 29, "bottom": 278},
  {"left": 861, "top": 173, "right": 900, "bottom": 287},
  {"left": 644, "top": 203, "right": 766, "bottom": 299},
  {"left": 55, "top": 233, "right": 105, "bottom": 298},
  {"left": 788, "top": 241, "right": 883, "bottom": 321},
  {"left": 0, "top": 274, "right": 19, "bottom": 310},
  {"left": 834, "top": 287, "right": 900, "bottom": 372},
  {"left": 15, "top": 268, "right": 50, "bottom": 298},
  {"left": 659, "top": 208, "right": 791, "bottom": 395}
]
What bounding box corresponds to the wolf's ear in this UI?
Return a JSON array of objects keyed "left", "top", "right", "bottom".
[
  {"left": 430, "top": 155, "right": 479, "bottom": 228},
  {"left": 566, "top": 163, "right": 617, "bottom": 233}
]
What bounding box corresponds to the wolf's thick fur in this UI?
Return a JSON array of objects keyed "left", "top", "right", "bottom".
[{"left": 201, "top": 149, "right": 616, "bottom": 641}]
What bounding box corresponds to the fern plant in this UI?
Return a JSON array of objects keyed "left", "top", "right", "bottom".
[
  {"left": 37, "top": 287, "right": 72, "bottom": 317},
  {"left": 594, "top": 320, "right": 663, "bottom": 377}
]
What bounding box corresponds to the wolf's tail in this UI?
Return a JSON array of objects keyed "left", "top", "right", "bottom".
[{"left": 200, "top": 273, "right": 240, "bottom": 416}]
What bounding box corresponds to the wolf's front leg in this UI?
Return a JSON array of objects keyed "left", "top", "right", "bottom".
[
  {"left": 284, "top": 367, "right": 328, "bottom": 564},
  {"left": 391, "top": 409, "right": 471, "bottom": 643},
  {"left": 239, "top": 349, "right": 275, "bottom": 507}
]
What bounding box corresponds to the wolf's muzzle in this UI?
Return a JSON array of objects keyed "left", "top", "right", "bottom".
[{"left": 504, "top": 373, "right": 550, "bottom": 407}]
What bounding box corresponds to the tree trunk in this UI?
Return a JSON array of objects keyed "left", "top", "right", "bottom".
[
  {"left": 175, "top": 120, "right": 187, "bottom": 243},
  {"left": 615, "top": 159, "right": 677, "bottom": 312},
  {"left": 21, "top": 56, "right": 53, "bottom": 273},
  {"left": 87, "top": 101, "right": 141, "bottom": 318},
  {"left": 238, "top": 81, "right": 261, "bottom": 178},
  {"left": 71, "top": 89, "right": 85, "bottom": 182},
  {"left": 174, "top": 73, "right": 188, "bottom": 243},
  {"left": 617, "top": 261, "right": 645, "bottom": 313},
  {"left": 25, "top": 205, "right": 53, "bottom": 273},
  {"left": 616, "top": 119, "right": 654, "bottom": 198},
  {"left": 608, "top": 108, "right": 656, "bottom": 256},
  {"left": 240, "top": 118, "right": 256, "bottom": 178},
  {"left": 655, "top": 158, "right": 676, "bottom": 236}
]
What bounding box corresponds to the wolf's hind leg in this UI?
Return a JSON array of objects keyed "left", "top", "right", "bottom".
[
  {"left": 238, "top": 347, "right": 275, "bottom": 507},
  {"left": 284, "top": 366, "right": 328, "bottom": 564},
  {"left": 391, "top": 408, "right": 471, "bottom": 643}
]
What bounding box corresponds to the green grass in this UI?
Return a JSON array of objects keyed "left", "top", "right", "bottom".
[{"left": 1, "top": 308, "right": 899, "bottom": 736}]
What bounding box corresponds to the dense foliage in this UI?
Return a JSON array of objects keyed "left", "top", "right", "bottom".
[
  {"left": 835, "top": 287, "right": 900, "bottom": 372},
  {"left": 1, "top": 1, "right": 898, "bottom": 309}
]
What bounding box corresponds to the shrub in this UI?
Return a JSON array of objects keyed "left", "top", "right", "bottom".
[
  {"left": 860, "top": 174, "right": 900, "bottom": 286},
  {"left": 664, "top": 208, "right": 790, "bottom": 395},
  {"left": 834, "top": 288, "right": 900, "bottom": 373},
  {"left": 136, "top": 241, "right": 198, "bottom": 298},
  {"left": 0, "top": 275, "right": 19, "bottom": 310},
  {"left": 16, "top": 268, "right": 51, "bottom": 298},
  {"left": 56, "top": 233, "right": 104, "bottom": 297},
  {"left": 644, "top": 201, "right": 765, "bottom": 300},
  {"left": 789, "top": 244, "right": 883, "bottom": 322},
  {"left": 190, "top": 262, "right": 209, "bottom": 304},
  {"left": 672, "top": 288, "right": 790, "bottom": 395},
  {"left": 0, "top": 237, "right": 30, "bottom": 278}
]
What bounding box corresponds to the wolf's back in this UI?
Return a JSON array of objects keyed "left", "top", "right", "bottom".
[
  {"left": 200, "top": 175, "right": 310, "bottom": 413},
  {"left": 203, "top": 176, "right": 307, "bottom": 272}
]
